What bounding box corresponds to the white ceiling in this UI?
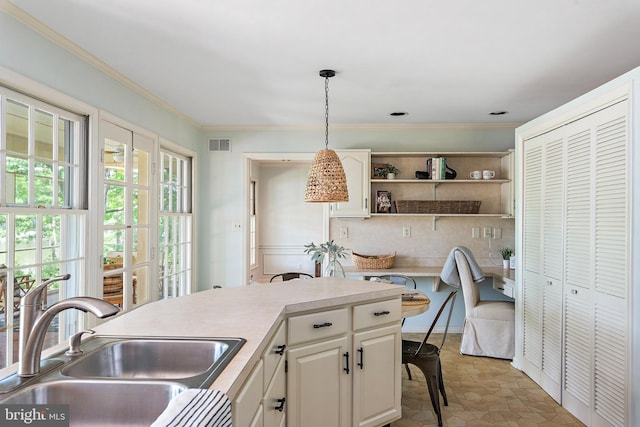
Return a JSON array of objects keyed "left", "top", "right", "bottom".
[{"left": 9, "top": 0, "right": 640, "bottom": 127}]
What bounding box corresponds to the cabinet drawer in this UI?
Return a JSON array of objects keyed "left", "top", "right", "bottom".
[
  {"left": 288, "top": 308, "right": 348, "bottom": 346},
  {"left": 493, "top": 278, "right": 514, "bottom": 299},
  {"left": 353, "top": 298, "right": 401, "bottom": 331},
  {"left": 263, "top": 321, "right": 286, "bottom": 392},
  {"left": 263, "top": 358, "right": 286, "bottom": 427}
]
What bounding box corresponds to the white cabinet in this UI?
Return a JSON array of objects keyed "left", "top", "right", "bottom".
[
  {"left": 287, "top": 308, "right": 350, "bottom": 427},
  {"left": 330, "top": 149, "right": 370, "bottom": 217},
  {"left": 234, "top": 321, "right": 287, "bottom": 427},
  {"left": 287, "top": 299, "right": 401, "bottom": 427},
  {"left": 352, "top": 299, "right": 402, "bottom": 427},
  {"left": 517, "top": 84, "right": 633, "bottom": 426},
  {"left": 369, "top": 151, "right": 513, "bottom": 217}
]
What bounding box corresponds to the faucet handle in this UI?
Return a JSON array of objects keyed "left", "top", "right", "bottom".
[
  {"left": 22, "top": 274, "right": 72, "bottom": 308},
  {"left": 65, "top": 329, "right": 95, "bottom": 356}
]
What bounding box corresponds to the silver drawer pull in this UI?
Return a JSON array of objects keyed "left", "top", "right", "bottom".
[
  {"left": 374, "top": 310, "right": 390, "bottom": 316},
  {"left": 313, "top": 322, "right": 333, "bottom": 329}
]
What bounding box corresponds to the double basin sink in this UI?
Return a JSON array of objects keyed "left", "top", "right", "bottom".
[{"left": 0, "top": 336, "right": 245, "bottom": 426}]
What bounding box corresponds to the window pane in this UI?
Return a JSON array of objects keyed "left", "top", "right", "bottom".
[
  {"left": 42, "top": 215, "right": 61, "bottom": 264},
  {"left": 35, "top": 161, "right": 54, "bottom": 207},
  {"left": 6, "top": 156, "right": 29, "bottom": 205},
  {"left": 6, "top": 99, "right": 28, "bottom": 155},
  {"left": 14, "top": 215, "right": 37, "bottom": 268},
  {"left": 58, "top": 118, "right": 71, "bottom": 163},
  {"left": 0, "top": 214, "right": 7, "bottom": 265},
  {"left": 58, "top": 165, "right": 70, "bottom": 208},
  {"left": 35, "top": 109, "right": 54, "bottom": 161},
  {"left": 104, "top": 184, "right": 125, "bottom": 225}
]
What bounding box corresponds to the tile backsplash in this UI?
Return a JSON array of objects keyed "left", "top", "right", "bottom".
[{"left": 330, "top": 216, "right": 515, "bottom": 268}]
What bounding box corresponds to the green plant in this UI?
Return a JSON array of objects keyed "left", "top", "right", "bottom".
[
  {"left": 304, "top": 241, "right": 348, "bottom": 264},
  {"left": 384, "top": 164, "right": 400, "bottom": 175},
  {"left": 500, "top": 248, "right": 514, "bottom": 260}
]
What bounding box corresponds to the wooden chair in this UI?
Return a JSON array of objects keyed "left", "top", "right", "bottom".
[
  {"left": 402, "top": 290, "right": 457, "bottom": 427},
  {"left": 269, "top": 272, "right": 314, "bottom": 282}
]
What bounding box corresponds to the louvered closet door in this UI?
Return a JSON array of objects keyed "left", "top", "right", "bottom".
[
  {"left": 562, "top": 100, "right": 629, "bottom": 427},
  {"left": 540, "top": 135, "right": 564, "bottom": 402},
  {"left": 562, "top": 122, "right": 594, "bottom": 425},
  {"left": 591, "top": 101, "right": 628, "bottom": 427},
  {"left": 521, "top": 137, "right": 543, "bottom": 379}
]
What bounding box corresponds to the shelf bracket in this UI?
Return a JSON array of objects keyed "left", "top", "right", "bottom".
[{"left": 432, "top": 216, "right": 438, "bottom": 231}]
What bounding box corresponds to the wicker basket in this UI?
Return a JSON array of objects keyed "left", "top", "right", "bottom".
[
  {"left": 394, "top": 200, "right": 481, "bottom": 214},
  {"left": 352, "top": 252, "right": 396, "bottom": 269}
]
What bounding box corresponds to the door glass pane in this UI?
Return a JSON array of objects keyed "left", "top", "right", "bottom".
[
  {"left": 104, "top": 138, "right": 126, "bottom": 182},
  {"left": 133, "top": 188, "right": 149, "bottom": 225},
  {"left": 133, "top": 227, "right": 148, "bottom": 264},
  {"left": 133, "top": 148, "right": 149, "bottom": 186},
  {"left": 133, "top": 265, "right": 148, "bottom": 305},
  {"left": 103, "top": 229, "right": 125, "bottom": 263},
  {"left": 6, "top": 99, "right": 28, "bottom": 155},
  {"left": 104, "top": 184, "right": 125, "bottom": 225},
  {"left": 34, "top": 161, "right": 54, "bottom": 207},
  {"left": 34, "top": 109, "right": 54, "bottom": 161},
  {"left": 0, "top": 215, "right": 7, "bottom": 266}
]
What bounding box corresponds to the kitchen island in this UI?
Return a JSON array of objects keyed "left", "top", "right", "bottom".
[{"left": 93, "top": 277, "right": 404, "bottom": 426}]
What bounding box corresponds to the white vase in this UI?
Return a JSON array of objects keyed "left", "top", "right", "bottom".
[
  {"left": 502, "top": 259, "right": 509, "bottom": 268},
  {"left": 386, "top": 173, "right": 395, "bottom": 180}
]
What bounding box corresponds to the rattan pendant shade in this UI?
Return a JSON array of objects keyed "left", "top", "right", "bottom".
[
  {"left": 304, "top": 148, "right": 349, "bottom": 202},
  {"left": 304, "top": 69, "right": 349, "bottom": 203}
]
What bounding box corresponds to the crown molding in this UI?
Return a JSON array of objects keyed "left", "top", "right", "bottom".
[
  {"left": 201, "top": 123, "right": 521, "bottom": 132},
  {"left": 1, "top": 0, "right": 201, "bottom": 129}
]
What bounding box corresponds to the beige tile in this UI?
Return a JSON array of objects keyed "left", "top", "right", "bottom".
[{"left": 392, "top": 334, "right": 584, "bottom": 426}]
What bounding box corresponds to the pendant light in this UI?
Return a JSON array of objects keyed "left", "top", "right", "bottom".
[{"left": 304, "top": 69, "right": 349, "bottom": 202}]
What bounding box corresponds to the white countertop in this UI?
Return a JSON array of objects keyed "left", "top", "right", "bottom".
[{"left": 88, "top": 277, "right": 403, "bottom": 399}]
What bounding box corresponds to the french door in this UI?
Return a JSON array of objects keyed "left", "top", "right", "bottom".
[{"left": 100, "top": 120, "right": 156, "bottom": 311}]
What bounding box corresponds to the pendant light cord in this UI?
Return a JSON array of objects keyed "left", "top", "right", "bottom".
[{"left": 324, "top": 75, "right": 329, "bottom": 150}]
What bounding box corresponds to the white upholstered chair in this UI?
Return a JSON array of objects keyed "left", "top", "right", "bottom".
[{"left": 455, "top": 250, "right": 515, "bottom": 359}]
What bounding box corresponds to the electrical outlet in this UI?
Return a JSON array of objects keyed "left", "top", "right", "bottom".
[
  {"left": 339, "top": 227, "right": 348, "bottom": 239},
  {"left": 232, "top": 223, "right": 241, "bottom": 231},
  {"left": 493, "top": 228, "right": 502, "bottom": 239},
  {"left": 472, "top": 227, "right": 480, "bottom": 238},
  {"left": 403, "top": 226, "right": 411, "bottom": 238},
  {"left": 483, "top": 227, "right": 492, "bottom": 238}
]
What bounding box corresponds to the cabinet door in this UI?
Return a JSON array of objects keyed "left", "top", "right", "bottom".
[
  {"left": 233, "top": 360, "right": 264, "bottom": 427},
  {"left": 330, "top": 150, "right": 370, "bottom": 217},
  {"left": 263, "top": 358, "right": 286, "bottom": 427},
  {"left": 352, "top": 324, "right": 401, "bottom": 427},
  {"left": 287, "top": 336, "right": 350, "bottom": 427}
]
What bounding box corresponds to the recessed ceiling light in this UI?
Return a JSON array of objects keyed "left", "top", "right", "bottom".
[
  {"left": 489, "top": 111, "right": 509, "bottom": 116},
  {"left": 390, "top": 112, "right": 408, "bottom": 116}
]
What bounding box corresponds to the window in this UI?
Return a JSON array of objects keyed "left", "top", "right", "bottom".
[
  {"left": 158, "top": 149, "right": 192, "bottom": 298},
  {"left": 0, "top": 87, "right": 87, "bottom": 369}
]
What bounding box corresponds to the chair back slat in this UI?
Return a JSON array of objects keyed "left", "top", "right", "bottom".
[{"left": 415, "top": 290, "right": 457, "bottom": 355}]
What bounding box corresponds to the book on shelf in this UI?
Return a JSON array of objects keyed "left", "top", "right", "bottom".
[{"left": 430, "top": 157, "right": 446, "bottom": 180}]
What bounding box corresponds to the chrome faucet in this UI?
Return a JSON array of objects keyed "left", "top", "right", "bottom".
[{"left": 18, "top": 274, "right": 120, "bottom": 377}]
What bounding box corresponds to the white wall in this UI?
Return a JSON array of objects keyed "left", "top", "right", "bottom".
[{"left": 202, "top": 127, "right": 517, "bottom": 287}]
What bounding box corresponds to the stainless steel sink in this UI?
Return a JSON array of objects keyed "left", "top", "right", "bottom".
[
  {"left": 61, "top": 337, "right": 244, "bottom": 385},
  {"left": 0, "top": 335, "right": 245, "bottom": 426},
  {"left": 1, "top": 379, "right": 186, "bottom": 427}
]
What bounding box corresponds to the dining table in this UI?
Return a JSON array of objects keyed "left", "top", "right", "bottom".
[{"left": 401, "top": 290, "right": 430, "bottom": 318}]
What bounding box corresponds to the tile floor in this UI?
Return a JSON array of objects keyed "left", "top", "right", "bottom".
[{"left": 392, "top": 334, "right": 585, "bottom": 426}]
